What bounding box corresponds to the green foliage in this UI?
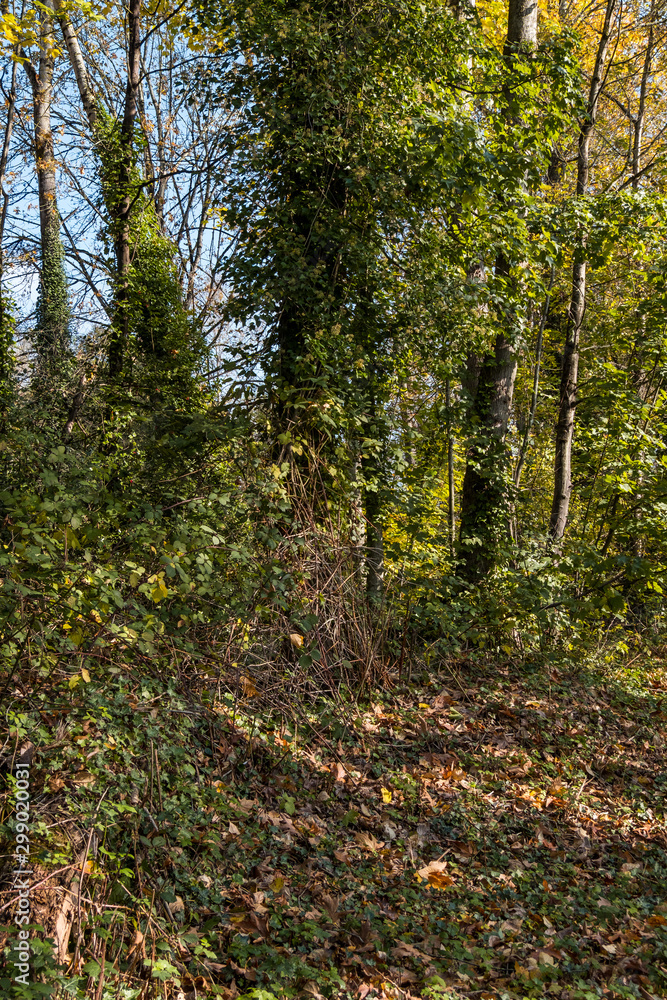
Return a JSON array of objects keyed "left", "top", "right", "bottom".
[
  {"left": 91, "top": 106, "right": 202, "bottom": 389},
  {"left": 0, "top": 287, "right": 15, "bottom": 407}
]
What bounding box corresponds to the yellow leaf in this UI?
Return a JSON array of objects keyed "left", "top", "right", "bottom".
[
  {"left": 289, "top": 633, "right": 303, "bottom": 648},
  {"left": 381, "top": 786, "right": 392, "bottom": 804},
  {"left": 81, "top": 668, "right": 91, "bottom": 683},
  {"left": 150, "top": 580, "right": 169, "bottom": 603}
]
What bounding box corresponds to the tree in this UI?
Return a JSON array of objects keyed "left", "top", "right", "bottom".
[
  {"left": 458, "top": 0, "right": 539, "bottom": 580},
  {"left": 56, "top": 0, "right": 199, "bottom": 388},
  {"left": 549, "top": 0, "right": 618, "bottom": 540},
  {"left": 21, "top": 0, "right": 70, "bottom": 381},
  {"left": 212, "top": 0, "right": 476, "bottom": 598}
]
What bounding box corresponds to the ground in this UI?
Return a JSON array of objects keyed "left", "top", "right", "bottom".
[{"left": 1, "top": 646, "right": 667, "bottom": 1000}]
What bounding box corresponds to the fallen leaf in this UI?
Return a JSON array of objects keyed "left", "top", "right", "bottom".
[
  {"left": 416, "top": 861, "right": 455, "bottom": 889},
  {"left": 354, "top": 831, "right": 383, "bottom": 852}
]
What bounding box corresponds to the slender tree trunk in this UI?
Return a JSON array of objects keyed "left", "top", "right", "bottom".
[
  {"left": 57, "top": 0, "right": 141, "bottom": 379},
  {"left": 514, "top": 265, "right": 554, "bottom": 487},
  {"left": 457, "top": 0, "right": 537, "bottom": 580},
  {"left": 446, "top": 379, "right": 455, "bottom": 555},
  {"left": 55, "top": 1, "right": 98, "bottom": 131},
  {"left": 632, "top": 22, "right": 653, "bottom": 190},
  {"left": 364, "top": 474, "right": 384, "bottom": 604},
  {"left": 23, "top": 2, "right": 70, "bottom": 378},
  {"left": 362, "top": 376, "right": 385, "bottom": 604},
  {"left": 109, "top": 0, "right": 141, "bottom": 378},
  {"left": 0, "top": 58, "right": 17, "bottom": 406},
  {"left": 549, "top": 0, "right": 617, "bottom": 539}
]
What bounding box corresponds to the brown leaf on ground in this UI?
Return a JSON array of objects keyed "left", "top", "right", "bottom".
[
  {"left": 416, "top": 860, "right": 455, "bottom": 888},
  {"left": 354, "top": 831, "right": 383, "bottom": 851}
]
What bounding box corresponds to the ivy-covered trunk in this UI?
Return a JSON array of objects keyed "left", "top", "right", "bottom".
[
  {"left": 0, "top": 60, "right": 16, "bottom": 409},
  {"left": 24, "top": 0, "right": 70, "bottom": 380},
  {"left": 58, "top": 0, "right": 194, "bottom": 389},
  {"left": 458, "top": 0, "right": 537, "bottom": 580},
  {"left": 109, "top": 0, "right": 141, "bottom": 378}
]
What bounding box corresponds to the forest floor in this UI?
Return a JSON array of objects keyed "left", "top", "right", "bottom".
[{"left": 2, "top": 646, "right": 667, "bottom": 1000}]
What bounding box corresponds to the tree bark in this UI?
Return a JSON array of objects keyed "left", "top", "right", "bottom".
[
  {"left": 55, "top": 1, "right": 98, "bottom": 132},
  {"left": 549, "top": 0, "right": 617, "bottom": 539}
]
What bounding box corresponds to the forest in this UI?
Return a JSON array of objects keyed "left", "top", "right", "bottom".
[{"left": 1, "top": 0, "right": 667, "bottom": 997}]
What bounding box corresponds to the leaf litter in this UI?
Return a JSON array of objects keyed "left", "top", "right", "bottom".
[{"left": 1, "top": 652, "right": 667, "bottom": 999}]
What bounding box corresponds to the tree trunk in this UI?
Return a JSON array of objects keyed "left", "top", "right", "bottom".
[
  {"left": 55, "top": 1, "right": 98, "bottom": 131},
  {"left": 446, "top": 379, "right": 455, "bottom": 554},
  {"left": 109, "top": 0, "right": 141, "bottom": 378},
  {"left": 514, "top": 265, "right": 554, "bottom": 488},
  {"left": 24, "top": 2, "right": 70, "bottom": 379},
  {"left": 57, "top": 0, "right": 141, "bottom": 379},
  {"left": 457, "top": 0, "right": 537, "bottom": 580},
  {"left": 632, "top": 22, "right": 653, "bottom": 190},
  {"left": 549, "top": 0, "right": 617, "bottom": 539},
  {"left": 506, "top": 0, "right": 537, "bottom": 49},
  {"left": 361, "top": 377, "right": 385, "bottom": 603},
  {"left": 0, "top": 59, "right": 16, "bottom": 407},
  {"left": 364, "top": 476, "right": 384, "bottom": 604}
]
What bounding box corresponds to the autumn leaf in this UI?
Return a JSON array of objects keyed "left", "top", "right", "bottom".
[
  {"left": 354, "top": 831, "right": 383, "bottom": 852},
  {"left": 415, "top": 860, "right": 454, "bottom": 888}
]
